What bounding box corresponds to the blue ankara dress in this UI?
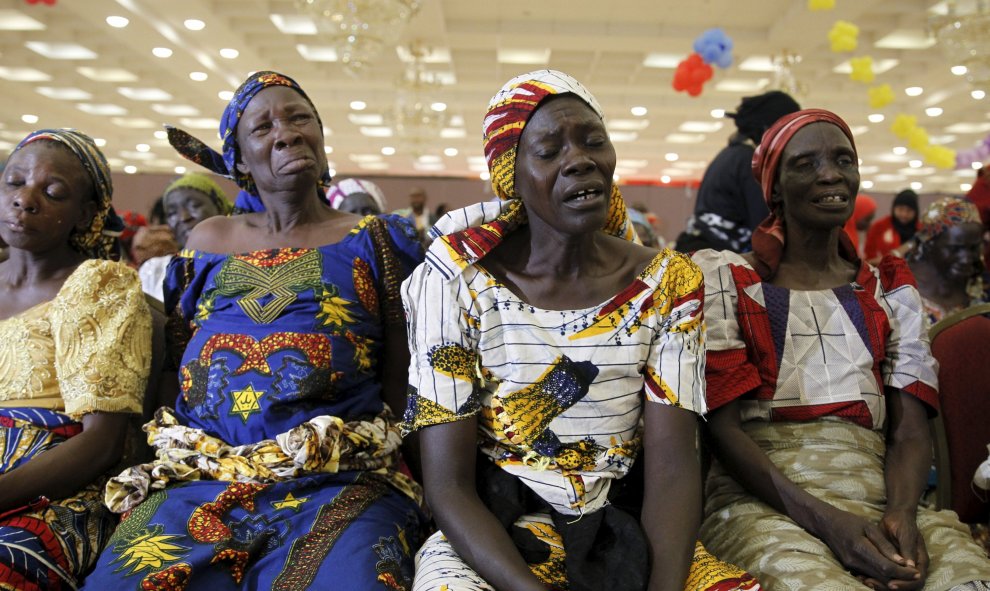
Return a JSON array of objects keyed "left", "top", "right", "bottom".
[{"left": 84, "top": 215, "right": 426, "bottom": 591}]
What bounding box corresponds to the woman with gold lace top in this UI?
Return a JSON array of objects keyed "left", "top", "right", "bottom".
[{"left": 0, "top": 129, "right": 151, "bottom": 590}]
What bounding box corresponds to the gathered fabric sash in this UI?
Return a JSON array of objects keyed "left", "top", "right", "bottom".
[{"left": 105, "top": 406, "right": 423, "bottom": 514}]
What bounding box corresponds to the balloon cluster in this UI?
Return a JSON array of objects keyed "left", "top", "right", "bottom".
[
  {"left": 828, "top": 21, "right": 859, "bottom": 53},
  {"left": 890, "top": 115, "right": 956, "bottom": 169},
  {"left": 955, "top": 134, "right": 990, "bottom": 169},
  {"left": 672, "top": 28, "right": 734, "bottom": 97}
]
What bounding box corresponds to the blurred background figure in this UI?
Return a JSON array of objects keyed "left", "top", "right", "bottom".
[
  {"left": 965, "top": 164, "right": 990, "bottom": 271},
  {"left": 434, "top": 202, "right": 450, "bottom": 220},
  {"left": 628, "top": 206, "right": 662, "bottom": 249},
  {"left": 130, "top": 225, "right": 177, "bottom": 268},
  {"left": 326, "top": 177, "right": 387, "bottom": 215},
  {"left": 842, "top": 193, "right": 877, "bottom": 256},
  {"left": 393, "top": 186, "right": 437, "bottom": 244},
  {"left": 864, "top": 188, "right": 919, "bottom": 264},
  {"left": 147, "top": 195, "right": 167, "bottom": 226},
  {"left": 675, "top": 90, "right": 800, "bottom": 253},
  {"left": 138, "top": 172, "right": 231, "bottom": 302},
  {"left": 117, "top": 210, "right": 147, "bottom": 267}
]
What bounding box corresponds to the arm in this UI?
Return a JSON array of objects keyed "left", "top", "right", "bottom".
[
  {"left": 0, "top": 412, "right": 130, "bottom": 511},
  {"left": 705, "top": 401, "right": 920, "bottom": 583},
  {"left": 380, "top": 321, "right": 421, "bottom": 481},
  {"left": 420, "top": 419, "right": 547, "bottom": 591},
  {"left": 641, "top": 404, "right": 701, "bottom": 591}
]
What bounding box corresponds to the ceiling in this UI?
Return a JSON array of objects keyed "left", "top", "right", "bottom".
[{"left": 0, "top": 0, "right": 986, "bottom": 194}]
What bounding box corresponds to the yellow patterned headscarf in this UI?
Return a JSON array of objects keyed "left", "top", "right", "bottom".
[{"left": 482, "top": 70, "right": 636, "bottom": 241}]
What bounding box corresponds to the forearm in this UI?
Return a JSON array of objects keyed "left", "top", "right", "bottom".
[
  {"left": 884, "top": 392, "right": 931, "bottom": 515},
  {"left": 431, "top": 490, "right": 547, "bottom": 591},
  {"left": 0, "top": 413, "right": 128, "bottom": 511},
  {"left": 642, "top": 456, "right": 700, "bottom": 591}
]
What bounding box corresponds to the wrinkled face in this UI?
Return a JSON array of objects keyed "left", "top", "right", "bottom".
[
  {"left": 234, "top": 85, "right": 324, "bottom": 195},
  {"left": 513, "top": 94, "right": 616, "bottom": 236},
  {"left": 0, "top": 141, "right": 96, "bottom": 255},
  {"left": 773, "top": 122, "right": 859, "bottom": 232},
  {"left": 339, "top": 192, "right": 380, "bottom": 216},
  {"left": 164, "top": 187, "right": 221, "bottom": 247},
  {"left": 893, "top": 204, "right": 916, "bottom": 225},
  {"left": 930, "top": 222, "right": 984, "bottom": 282}
]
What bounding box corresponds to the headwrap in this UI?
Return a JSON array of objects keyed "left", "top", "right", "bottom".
[
  {"left": 163, "top": 172, "right": 233, "bottom": 215},
  {"left": 727, "top": 91, "right": 802, "bottom": 145},
  {"left": 891, "top": 189, "right": 920, "bottom": 243},
  {"left": 750, "top": 108, "right": 858, "bottom": 279},
  {"left": 119, "top": 211, "right": 147, "bottom": 244},
  {"left": 166, "top": 71, "right": 331, "bottom": 197},
  {"left": 326, "top": 178, "right": 388, "bottom": 213},
  {"left": 232, "top": 190, "right": 266, "bottom": 214},
  {"left": 12, "top": 129, "right": 123, "bottom": 260},
  {"left": 915, "top": 197, "right": 981, "bottom": 244},
  {"left": 843, "top": 193, "right": 876, "bottom": 251},
  {"left": 482, "top": 69, "right": 636, "bottom": 242}
]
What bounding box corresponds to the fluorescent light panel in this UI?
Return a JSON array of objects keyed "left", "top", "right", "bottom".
[
  {"left": 0, "top": 10, "right": 44, "bottom": 30},
  {"left": 36, "top": 87, "right": 91, "bottom": 100},
  {"left": 270, "top": 14, "right": 317, "bottom": 35}
]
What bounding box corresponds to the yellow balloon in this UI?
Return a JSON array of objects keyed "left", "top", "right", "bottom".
[
  {"left": 828, "top": 21, "right": 859, "bottom": 53},
  {"left": 868, "top": 84, "right": 895, "bottom": 109},
  {"left": 849, "top": 56, "right": 875, "bottom": 83},
  {"left": 808, "top": 0, "right": 836, "bottom": 10}
]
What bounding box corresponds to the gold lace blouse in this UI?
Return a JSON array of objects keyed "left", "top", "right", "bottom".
[{"left": 0, "top": 259, "right": 151, "bottom": 418}]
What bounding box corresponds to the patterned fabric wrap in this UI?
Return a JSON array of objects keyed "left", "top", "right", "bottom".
[
  {"left": 0, "top": 408, "right": 117, "bottom": 590},
  {"left": 749, "top": 109, "right": 859, "bottom": 280},
  {"left": 12, "top": 129, "right": 123, "bottom": 260},
  {"left": 481, "top": 69, "right": 636, "bottom": 242},
  {"left": 166, "top": 71, "right": 331, "bottom": 197},
  {"left": 701, "top": 419, "right": 990, "bottom": 589},
  {"left": 86, "top": 214, "right": 427, "bottom": 590},
  {"left": 693, "top": 248, "right": 939, "bottom": 425},
  {"left": 327, "top": 178, "right": 388, "bottom": 213},
  {"left": 916, "top": 197, "right": 982, "bottom": 244},
  {"left": 232, "top": 189, "right": 266, "bottom": 214},
  {"left": 164, "top": 172, "right": 233, "bottom": 215}
]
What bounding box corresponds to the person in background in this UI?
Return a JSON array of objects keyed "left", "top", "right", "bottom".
[
  {"left": 326, "top": 177, "right": 387, "bottom": 215},
  {"left": 131, "top": 224, "right": 178, "bottom": 268},
  {"left": 117, "top": 210, "right": 147, "bottom": 267},
  {"left": 628, "top": 206, "right": 660, "bottom": 248},
  {"left": 964, "top": 165, "right": 990, "bottom": 275},
  {"left": 843, "top": 193, "right": 877, "bottom": 255},
  {"left": 394, "top": 187, "right": 437, "bottom": 244},
  {"left": 865, "top": 188, "right": 920, "bottom": 264},
  {"left": 675, "top": 90, "right": 801, "bottom": 253},
  {"left": 138, "top": 172, "right": 232, "bottom": 302},
  {"left": 694, "top": 109, "right": 990, "bottom": 589},
  {"left": 84, "top": 70, "right": 427, "bottom": 591},
  {"left": 404, "top": 69, "right": 758, "bottom": 591},
  {"left": 0, "top": 129, "right": 151, "bottom": 591},
  {"left": 433, "top": 202, "right": 450, "bottom": 220},
  {"left": 906, "top": 197, "right": 986, "bottom": 324},
  {"left": 148, "top": 194, "right": 167, "bottom": 226}
]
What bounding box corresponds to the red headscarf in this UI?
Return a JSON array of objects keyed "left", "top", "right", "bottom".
[
  {"left": 843, "top": 193, "right": 876, "bottom": 252},
  {"left": 750, "top": 108, "right": 859, "bottom": 279}
]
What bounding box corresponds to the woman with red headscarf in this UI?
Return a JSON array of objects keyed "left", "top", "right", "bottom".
[{"left": 692, "top": 109, "right": 990, "bottom": 589}]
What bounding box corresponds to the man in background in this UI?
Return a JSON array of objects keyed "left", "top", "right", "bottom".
[{"left": 394, "top": 187, "right": 438, "bottom": 244}]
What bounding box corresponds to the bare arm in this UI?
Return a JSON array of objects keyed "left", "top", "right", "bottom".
[
  {"left": 705, "top": 400, "right": 920, "bottom": 583},
  {"left": 420, "top": 419, "right": 547, "bottom": 591},
  {"left": 0, "top": 412, "right": 130, "bottom": 512},
  {"left": 641, "top": 403, "right": 701, "bottom": 591},
  {"left": 380, "top": 321, "right": 420, "bottom": 481}
]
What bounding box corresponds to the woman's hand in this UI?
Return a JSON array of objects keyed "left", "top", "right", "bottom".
[
  {"left": 876, "top": 509, "right": 929, "bottom": 590},
  {"left": 814, "top": 506, "right": 922, "bottom": 586}
]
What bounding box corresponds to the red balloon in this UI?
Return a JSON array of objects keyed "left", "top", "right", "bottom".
[{"left": 672, "top": 53, "right": 713, "bottom": 97}]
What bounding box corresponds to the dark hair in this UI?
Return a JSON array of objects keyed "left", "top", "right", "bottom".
[
  {"left": 149, "top": 195, "right": 167, "bottom": 225},
  {"left": 727, "top": 91, "right": 801, "bottom": 145}
]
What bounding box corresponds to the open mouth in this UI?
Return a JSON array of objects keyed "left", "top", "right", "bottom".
[
  {"left": 565, "top": 188, "right": 604, "bottom": 203},
  {"left": 812, "top": 193, "right": 849, "bottom": 206}
]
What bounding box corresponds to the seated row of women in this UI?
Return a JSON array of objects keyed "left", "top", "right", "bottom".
[{"left": 1, "top": 68, "right": 988, "bottom": 591}]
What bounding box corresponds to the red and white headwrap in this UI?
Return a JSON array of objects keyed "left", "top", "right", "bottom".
[
  {"left": 482, "top": 69, "right": 635, "bottom": 241},
  {"left": 750, "top": 108, "right": 858, "bottom": 279},
  {"left": 326, "top": 178, "right": 387, "bottom": 213}
]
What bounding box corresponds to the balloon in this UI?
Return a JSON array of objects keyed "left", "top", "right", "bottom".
[
  {"left": 891, "top": 114, "right": 918, "bottom": 139},
  {"left": 849, "top": 56, "right": 875, "bottom": 84},
  {"left": 868, "top": 84, "right": 895, "bottom": 109},
  {"left": 693, "top": 28, "right": 734, "bottom": 69},
  {"left": 808, "top": 0, "right": 836, "bottom": 9},
  {"left": 828, "top": 21, "right": 859, "bottom": 53},
  {"left": 672, "top": 53, "right": 714, "bottom": 97}
]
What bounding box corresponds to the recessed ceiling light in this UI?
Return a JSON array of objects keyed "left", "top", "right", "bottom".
[
  {"left": 119, "top": 87, "right": 172, "bottom": 101},
  {"left": 218, "top": 90, "right": 234, "bottom": 101},
  {"left": 124, "top": 165, "right": 138, "bottom": 174},
  {"left": 189, "top": 71, "right": 208, "bottom": 82},
  {"left": 25, "top": 41, "right": 97, "bottom": 60},
  {"left": 480, "top": 171, "right": 491, "bottom": 181},
  {"left": 951, "top": 65, "right": 968, "bottom": 76},
  {"left": 328, "top": 167, "right": 337, "bottom": 177},
  {"left": 381, "top": 146, "right": 395, "bottom": 156},
  {"left": 973, "top": 90, "right": 987, "bottom": 100},
  {"left": 359, "top": 127, "right": 392, "bottom": 138},
  {"left": 177, "top": 117, "right": 221, "bottom": 130},
  {"left": 861, "top": 180, "right": 874, "bottom": 189},
  {"left": 183, "top": 19, "right": 205, "bottom": 31},
  {"left": 715, "top": 78, "right": 769, "bottom": 92},
  {"left": 738, "top": 55, "right": 776, "bottom": 72},
  {"left": 174, "top": 166, "right": 186, "bottom": 174},
  {"left": 665, "top": 153, "right": 679, "bottom": 162},
  {"left": 925, "top": 107, "right": 943, "bottom": 117},
  {"left": 666, "top": 133, "right": 706, "bottom": 144},
  {"left": 961, "top": 183, "right": 973, "bottom": 191},
  {"left": 661, "top": 175, "right": 671, "bottom": 183},
  {"left": 710, "top": 109, "right": 725, "bottom": 119},
  {"left": 152, "top": 104, "right": 199, "bottom": 117},
  {"left": 975, "top": 162, "right": 985, "bottom": 170},
  {"left": 347, "top": 113, "right": 384, "bottom": 126},
  {"left": 21, "top": 114, "right": 38, "bottom": 124},
  {"left": 0, "top": 66, "right": 50, "bottom": 81},
  {"left": 350, "top": 154, "right": 383, "bottom": 163},
  {"left": 77, "top": 67, "right": 137, "bottom": 82},
  {"left": 609, "top": 131, "right": 638, "bottom": 143},
  {"left": 0, "top": 10, "right": 45, "bottom": 31},
  {"left": 152, "top": 47, "right": 173, "bottom": 58},
  {"left": 136, "top": 143, "right": 150, "bottom": 152},
  {"left": 910, "top": 181, "right": 922, "bottom": 191},
  {"left": 154, "top": 130, "right": 167, "bottom": 140},
  {"left": 270, "top": 14, "right": 318, "bottom": 35},
  {"left": 219, "top": 48, "right": 239, "bottom": 59},
  {"left": 77, "top": 103, "right": 128, "bottom": 116},
  {"left": 106, "top": 16, "right": 129, "bottom": 28},
  {"left": 324, "top": 146, "right": 334, "bottom": 154},
  {"left": 868, "top": 113, "right": 885, "bottom": 123},
  {"left": 909, "top": 160, "right": 923, "bottom": 168},
  {"left": 680, "top": 121, "right": 723, "bottom": 133},
  {"left": 893, "top": 146, "right": 908, "bottom": 155},
  {"left": 441, "top": 128, "right": 466, "bottom": 139},
  {"left": 608, "top": 119, "right": 649, "bottom": 131},
  {"left": 642, "top": 53, "right": 682, "bottom": 69},
  {"left": 94, "top": 138, "right": 107, "bottom": 147},
  {"left": 496, "top": 48, "right": 550, "bottom": 64},
  {"left": 110, "top": 117, "right": 157, "bottom": 129},
  {"left": 905, "top": 86, "right": 924, "bottom": 96},
  {"left": 36, "top": 87, "right": 92, "bottom": 100},
  {"left": 630, "top": 106, "right": 648, "bottom": 117},
  {"left": 444, "top": 147, "right": 458, "bottom": 157},
  {"left": 350, "top": 100, "right": 367, "bottom": 111},
  {"left": 431, "top": 102, "right": 447, "bottom": 112},
  {"left": 873, "top": 29, "right": 935, "bottom": 50},
  {"left": 296, "top": 44, "right": 338, "bottom": 62}
]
